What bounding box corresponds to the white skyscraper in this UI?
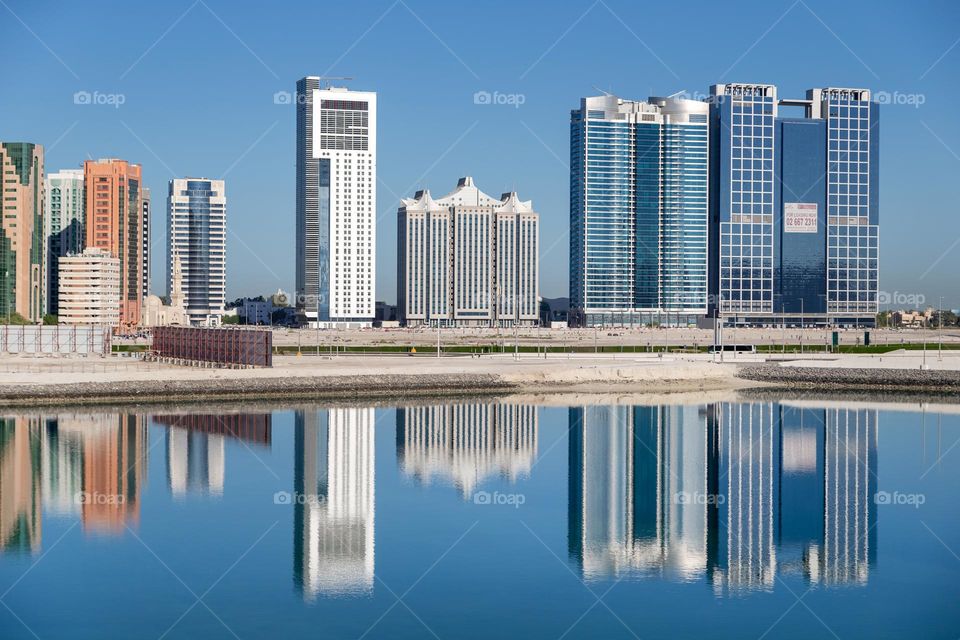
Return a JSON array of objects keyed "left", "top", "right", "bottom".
[
  {"left": 296, "top": 79, "right": 377, "bottom": 326},
  {"left": 167, "top": 178, "right": 226, "bottom": 326}
]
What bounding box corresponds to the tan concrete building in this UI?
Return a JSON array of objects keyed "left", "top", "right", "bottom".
[
  {"left": 84, "top": 159, "right": 143, "bottom": 328},
  {"left": 58, "top": 247, "right": 120, "bottom": 326},
  {"left": 0, "top": 142, "right": 45, "bottom": 322}
]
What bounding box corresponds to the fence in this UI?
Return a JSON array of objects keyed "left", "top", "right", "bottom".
[
  {"left": 0, "top": 324, "right": 112, "bottom": 355},
  {"left": 151, "top": 326, "right": 272, "bottom": 367}
]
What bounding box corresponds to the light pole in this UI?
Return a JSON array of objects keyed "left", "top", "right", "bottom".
[{"left": 938, "top": 296, "right": 943, "bottom": 361}]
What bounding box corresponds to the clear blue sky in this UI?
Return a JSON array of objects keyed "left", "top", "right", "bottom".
[{"left": 2, "top": 0, "right": 958, "bottom": 308}]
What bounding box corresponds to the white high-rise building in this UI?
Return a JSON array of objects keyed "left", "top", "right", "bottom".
[
  {"left": 167, "top": 178, "right": 226, "bottom": 326},
  {"left": 296, "top": 79, "right": 377, "bottom": 327},
  {"left": 398, "top": 177, "right": 539, "bottom": 327}
]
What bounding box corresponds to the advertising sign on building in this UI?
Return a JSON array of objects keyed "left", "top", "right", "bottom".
[{"left": 784, "top": 203, "right": 818, "bottom": 233}]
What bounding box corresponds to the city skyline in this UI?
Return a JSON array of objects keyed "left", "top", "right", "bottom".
[{"left": 2, "top": 1, "right": 957, "bottom": 307}]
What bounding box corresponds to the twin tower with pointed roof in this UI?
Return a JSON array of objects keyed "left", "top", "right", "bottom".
[{"left": 397, "top": 176, "right": 539, "bottom": 327}]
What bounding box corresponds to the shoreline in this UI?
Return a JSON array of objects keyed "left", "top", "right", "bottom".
[{"left": 3, "top": 353, "right": 960, "bottom": 407}]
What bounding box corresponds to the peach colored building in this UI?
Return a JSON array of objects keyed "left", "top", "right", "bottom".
[
  {"left": 0, "top": 142, "right": 44, "bottom": 322},
  {"left": 84, "top": 159, "right": 143, "bottom": 328}
]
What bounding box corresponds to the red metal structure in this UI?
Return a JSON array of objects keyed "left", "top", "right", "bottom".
[{"left": 151, "top": 326, "right": 272, "bottom": 367}]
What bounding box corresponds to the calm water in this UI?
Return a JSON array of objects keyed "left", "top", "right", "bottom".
[{"left": 1, "top": 397, "right": 958, "bottom": 639}]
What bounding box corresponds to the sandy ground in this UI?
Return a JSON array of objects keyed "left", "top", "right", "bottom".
[
  {"left": 0, "top": 352, "right": 741, "bottom": 388},
  {"left": 111, "top": 326, "right": 960, "bottom": 349},
  {"left": 3, "top": 349, "right": 959, "bottom": 388}
]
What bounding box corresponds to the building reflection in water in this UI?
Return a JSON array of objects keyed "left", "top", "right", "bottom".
[
  {"left": 0, "top": 418, "right": 43, "bottom": 554},
  {"left": 76, "top": 414, "right": 148, "bottom": 535},
  {"left": 1, "top": 413, "right": 149, "bottom": 548},
  {"left": 294, "top": 408, "right": 375, "bottom": 600},
  {"left": 396, "top": 402, "right": 538, "bottom": 497},
  {"left": 153, "top": 413, "right": 272, "bottom": 498},
  {"left": 568, "top": 402, "right": 878, "bottom": 593}
]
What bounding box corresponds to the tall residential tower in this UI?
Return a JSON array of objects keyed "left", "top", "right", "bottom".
[
  {"left": 296, "top": 78, "right": 377, "bottom": 326},
  {"left": 569, "top": 95, "right": 709, "bottom": 327},
  {"left": 398, "top": 177, "right": 539, "bottom": 327},
  {"left": 83, "top": 159, "right": 143, "bottom": 327},
  {"left": 167, "top": 178, "right": 226, "bottom": 326},
  {"left": 0, "top": 142, "right": 44, "bottom": 322},
  {"left": 44, "top": 169, "right": 85, "bottom": 315}
]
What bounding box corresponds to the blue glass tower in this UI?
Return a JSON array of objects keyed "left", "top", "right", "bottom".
[
  {"left": 709, "top": 84, "right": 879, "bottom": 326},
  {"left": 570, "top": 94, "right": 709, "bottom": 327}
]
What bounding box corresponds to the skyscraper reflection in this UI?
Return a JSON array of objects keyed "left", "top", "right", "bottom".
[
  {"left": 153, "top": 413, "right": 272, "bottom": 497},
  {"left": 567, "top": 405, "right": 708, "bottom": 581},
  {"left": 396, "top": 402, "right": 538, "bottom": 497},
  {"left": 293, "top": 408, "right": 375, "bottom": 599},
  {"left": 568, "top": 402, "right": 878, "bottom": 593}
]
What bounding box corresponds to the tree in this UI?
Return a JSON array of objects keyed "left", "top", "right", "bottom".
[
  {"left": 221, "top": 314, "right": 239, "bottom": 325},
  {"left": 4, "top": 312, "right": 30, "bottom": 325},
  {"left": 42, "top": 314, "right": 58, "bottom": 325}
]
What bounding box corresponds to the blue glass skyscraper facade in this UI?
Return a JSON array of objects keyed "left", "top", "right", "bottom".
[
  {"left": 570, "top": 95, "right": 708, "bottom": 327},
  {"left": 709, "top": 84, "right": 879, "bottom": 326}
]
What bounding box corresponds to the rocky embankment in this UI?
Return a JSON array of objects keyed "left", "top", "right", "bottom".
[{"left": 737, "top": 364, "right": 960, "bottom": 392}]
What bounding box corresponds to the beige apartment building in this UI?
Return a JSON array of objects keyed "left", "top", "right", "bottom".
[
  {"left": 58, "top": 248, "right": 120, "bottom": 326},
  {"left": 1, "top": 142, "right": 45, "bottom": 322}
]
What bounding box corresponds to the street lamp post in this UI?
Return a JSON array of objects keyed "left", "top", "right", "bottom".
[{"left": 938, "top": 296, "right": 943, "bottom": 361}]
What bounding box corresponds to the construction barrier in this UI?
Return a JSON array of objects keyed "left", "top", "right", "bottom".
[
  {"left": 151, "top": 326, "right": 272, "bottom": 367},
  {"left": 0, "top": 324, "right": 112, "bottom": 355}
]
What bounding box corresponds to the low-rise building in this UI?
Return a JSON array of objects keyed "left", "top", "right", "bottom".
[{"left": 58, "top": 248, "right": 120, "bottom": 326}]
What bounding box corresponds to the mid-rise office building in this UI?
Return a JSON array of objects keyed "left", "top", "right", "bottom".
[
  {"left": 83, "top": 158, "right": 143, "bottom": 327},
  {"left": 708, "top": 84, "right": 879, "bottom": 326},
  {"left": 296, "top": 78, "right": 377, "bottom": 327},
  {"left": 44, "top": 169, "right": 85, "bottom": 316},
  {"left": 0, "top": 142, "right": 44, "bottom": 322},
  {"left": 398, "top": 177, "right": 539, "bottom": 327},
  {"left": 57, "top": 247, "right": 120, "bottom": 326},
  {"left": 167, "top": 178, "right": 226, "bottom": 326},
  {"left": 569, "top": 95, "right": 709, "bottom": 327}
]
